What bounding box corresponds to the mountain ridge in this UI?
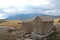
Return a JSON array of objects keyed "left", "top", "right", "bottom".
[
  {"left": 6, "top": 14, "right": 48, "bottom": 20},
  {"left": 1, "top": 13, "right": 60, "bottom": 20}
]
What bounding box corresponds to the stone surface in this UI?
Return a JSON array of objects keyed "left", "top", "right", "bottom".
[{"left": 24, "top": 39, "right": 33, "bottom": 40}]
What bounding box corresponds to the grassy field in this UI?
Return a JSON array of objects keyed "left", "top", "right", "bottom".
[
  {"left": 0, "top": 20, "right": 23, "bottom": 30},
  {"left": 0, "top": 18, "right": 60, "bottom": 26},
  {"left": 0, "top": 20, "right": 22, "bottom": 26}
]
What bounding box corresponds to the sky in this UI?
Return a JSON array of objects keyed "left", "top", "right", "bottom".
[{"left": 0, "top": 0, "right": 60, "bottom": 19}]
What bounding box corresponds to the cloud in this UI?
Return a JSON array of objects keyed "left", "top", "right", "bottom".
[
  {"left": 0, "top": 0, "right": 51, "bottom": 14},
  {"left": 0, "top": 0, "right": 60, "bottom": 18},
  {"left": 0, "top": 0, "right": 50, "bottom": 8},
  {"left": 0, "top": 0, "right": 28, "bottom": 8},
  {"left": 0, "top": 13, "right": 8, "bottom": 19},
  {"left": 27, "top": 0, "right": 50, "bottom": 7}
]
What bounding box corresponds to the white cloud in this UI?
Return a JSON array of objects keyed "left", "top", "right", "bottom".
[
  {"left": 0, "top": 0, "right": 60, "bottom": 16},
  {"left": 0, "top": 14, "right": 8, "bottom": 19},
  {"left": 0, "top": 0, "right": 51, "bottom": 14},
  {"left": 0, "top": 0, "right": 50, "bottom": 8},
  {"left": 0, "top": 0, "right": 51, "bottom": 13},
  {"left": 0, "top": 0, "right": 28, "bottom": 8},
  {"left": 44, "top": 10, "right": 60, "bottom": 16},
  {"left": 4, "top": 8, "right": 16, "bottom": 13},
  {"left": 28, "top": 0, "right": 50, "bottom": 6}
]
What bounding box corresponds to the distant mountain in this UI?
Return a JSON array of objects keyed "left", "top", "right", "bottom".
[
  {"left": 6, "top": 14, "right": 48, "bottom": 20},
  {"left": 54, "top": 16, "right": 60, "bottom": 18}
]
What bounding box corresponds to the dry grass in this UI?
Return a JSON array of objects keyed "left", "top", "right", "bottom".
[
  {"left": 54, "top": 18, "right": 60, "bottom": 24},
  {"left": 0, "top": 32, "right": 16, "bottom": 40},
  {"left": 0, "top": 20, "right": 23, "bottom": 30},
  {"left": 0, "top": 20, "right": 22, "bottom": 26}
]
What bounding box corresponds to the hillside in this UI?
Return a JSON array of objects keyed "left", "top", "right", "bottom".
[{"left": 6, "top": 14, "right": 47, "bottom": 20}]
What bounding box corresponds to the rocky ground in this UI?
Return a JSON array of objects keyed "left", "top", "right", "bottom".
[
  {"left": 0, "top": 24, "right": 60, "bottom": 40},
  {"left": 15, "top": 31, "right": 60, "bottom": 40},
  {"left": 15, "top": 24, "right": 60, "bottom": 40}
]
